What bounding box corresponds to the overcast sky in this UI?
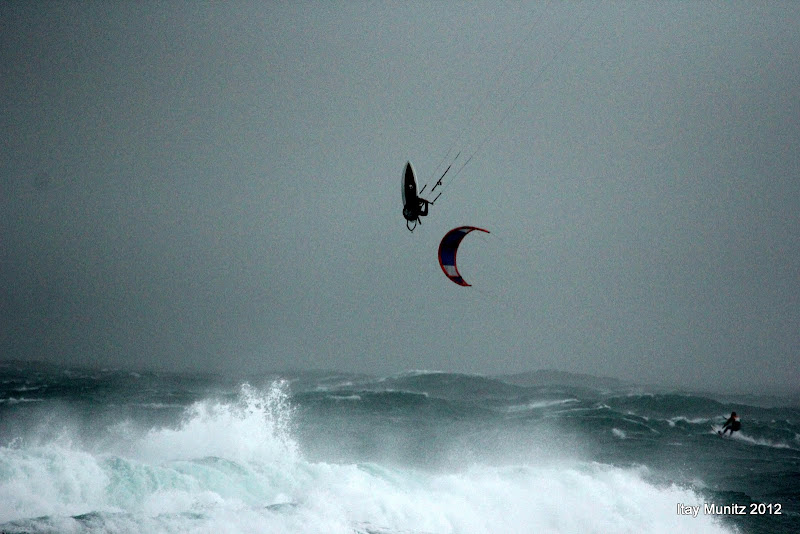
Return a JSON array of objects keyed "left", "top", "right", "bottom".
[{"left": 2, "top": 2, "right": 798, "bottom": 394}]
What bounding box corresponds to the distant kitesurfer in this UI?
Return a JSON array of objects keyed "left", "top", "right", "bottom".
[
  {"left": 720, "top": 412, "right": 741, "bottom": 436},
  {"left": 401, "top": 161, "right": 433, "bottom": 231}
]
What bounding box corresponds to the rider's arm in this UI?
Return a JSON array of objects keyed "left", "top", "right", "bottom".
[{"left": 419, "top": 199, "right": 429, "bottom": 216}]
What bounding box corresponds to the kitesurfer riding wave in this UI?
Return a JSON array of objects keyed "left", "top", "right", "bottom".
[{"left": 720, "top": 412, "right": 741, "bottom": 436}]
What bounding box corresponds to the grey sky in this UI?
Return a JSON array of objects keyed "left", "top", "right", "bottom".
[{"left": 2, "top": 2, "right": 798, "bottom": 394}]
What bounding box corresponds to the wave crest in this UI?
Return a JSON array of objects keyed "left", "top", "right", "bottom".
[{"left": 136, "top": 381, "right": 298, "bottom": 464}]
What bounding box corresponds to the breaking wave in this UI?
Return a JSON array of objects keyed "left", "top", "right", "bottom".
[{"left": 0, "top": 378, "right": 737, "bottom": 534}]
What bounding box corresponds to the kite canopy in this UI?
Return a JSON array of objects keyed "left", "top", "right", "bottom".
[{"left": 437, "top": 226, "right": 490, "bottom": 286}]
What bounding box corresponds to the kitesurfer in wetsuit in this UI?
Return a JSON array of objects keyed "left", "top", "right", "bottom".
[
  {"left": 721, "top": 412, "right": 741, "bottom": 436},
  {"left": 403, "top": 195, "right": 430, "bottom": 230}
]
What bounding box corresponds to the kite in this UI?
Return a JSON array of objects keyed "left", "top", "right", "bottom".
[{"left": 437, "top": 226, "right": 490, "bottom": 286}]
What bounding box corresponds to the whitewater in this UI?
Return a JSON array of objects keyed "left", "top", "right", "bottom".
[{"left": 0, "top": 362, "right": 797, "bottom": 533}]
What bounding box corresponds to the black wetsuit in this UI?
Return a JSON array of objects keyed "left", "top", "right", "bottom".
[
  {"left": 722, "top": 416, "right": 741, "bottom": 435},
  {"left": 403, "top": 197, "right": 429, "bottom": 229},
  {"left": 403, "top": 198, "right": 428, "bottom": 220}
]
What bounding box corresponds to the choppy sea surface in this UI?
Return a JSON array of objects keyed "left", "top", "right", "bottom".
[{"left": 0, "top": 361, "right": 797, "bottom": 534}]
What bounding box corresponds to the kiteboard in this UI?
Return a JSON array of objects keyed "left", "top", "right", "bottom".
[
  {"left": 402, "top": 161, "right": 418, "bottom": 208},
  {"left": 711, "top": 424, "right": 725, "bottom": 437}
]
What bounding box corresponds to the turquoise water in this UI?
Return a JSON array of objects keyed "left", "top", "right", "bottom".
[{"left": 1, "top": 362, "right": 797, "bottom": 533}]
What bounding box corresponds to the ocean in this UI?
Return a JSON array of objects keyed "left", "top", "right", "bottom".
[{"left": 0, "top": 361, "right": 797, "bottom": 534}]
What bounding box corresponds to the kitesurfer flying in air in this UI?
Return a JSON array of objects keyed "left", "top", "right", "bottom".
[
  {"left": 720, "top": 412, "right": 741, "bottom": 436},
  {"left": 402, "top": 161, "right": 432, "bottom": 231}
]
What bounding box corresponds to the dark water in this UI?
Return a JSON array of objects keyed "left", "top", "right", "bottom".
[{"left": 1, "top": 361, "right": 797, "bottom": 533}]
